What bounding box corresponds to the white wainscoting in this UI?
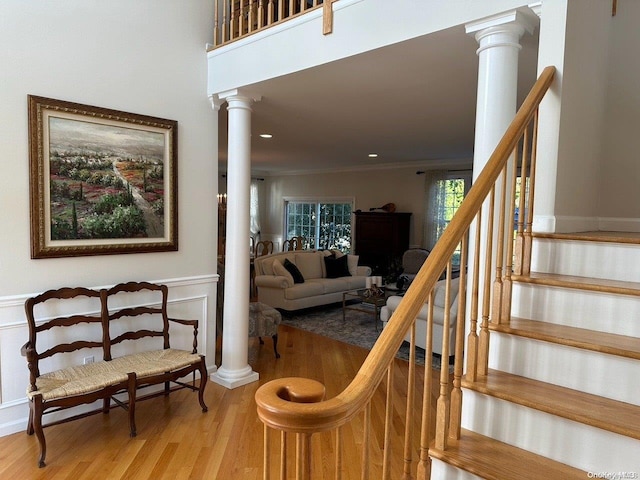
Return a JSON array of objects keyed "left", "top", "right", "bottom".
[{"left": 0, "top": 275, "right": 218, "bottom": 438}]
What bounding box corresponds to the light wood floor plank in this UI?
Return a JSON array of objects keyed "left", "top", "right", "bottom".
[{"left": 0, "top": 325, "right": 433, "bottom": 479}]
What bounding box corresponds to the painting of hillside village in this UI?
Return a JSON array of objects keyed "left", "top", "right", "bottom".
[
  {"left": 48, "top": 116, "right": 167, "bottom": 241},
  {"left": 28, "top": 95, "right": 177, "bottom": 258}
]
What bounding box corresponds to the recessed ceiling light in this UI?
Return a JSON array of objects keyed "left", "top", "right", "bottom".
[
  {"left": 368, "top": 153, "right": 378, "bottom": 158},
  {"left": 260, "top": 133, "right": 273, "bottom": 139}
]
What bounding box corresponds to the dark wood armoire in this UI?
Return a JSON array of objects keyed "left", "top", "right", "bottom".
[{"left": 353, "top": 211, "right": 411, "bottom": 276}]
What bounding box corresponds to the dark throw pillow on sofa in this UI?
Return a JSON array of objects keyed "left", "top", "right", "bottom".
[
  {"left": 324, "top": 254, "right": 351, "bottom": 279},
  {"left": 284, "top": 258, "right": 305, "bottom": 284}
]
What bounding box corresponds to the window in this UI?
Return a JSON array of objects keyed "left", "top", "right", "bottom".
[
  {"left": 284, "top": 199, "right": 353, "bottom": 252},
  {"left": 424, "top": 171, "right": 472, "bottom": 266}
]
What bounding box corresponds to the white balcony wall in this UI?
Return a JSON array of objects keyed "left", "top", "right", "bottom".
[{"left": 207, "top": 0, "right": 532, "bottom": 95}]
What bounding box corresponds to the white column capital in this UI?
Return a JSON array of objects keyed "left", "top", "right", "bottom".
[
  {"left": 209, "top": 94, "right": 224, "bottom": 112},
  {"left": 214, "top": 88, "right": 262, "bottom": 106},
  {"left": 466, "top": 8, "right": 538, "bottom": 53}
]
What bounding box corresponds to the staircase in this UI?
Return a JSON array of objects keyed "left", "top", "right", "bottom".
[
  {"left": 254, "top": 68, "right": 640, "bottom": 480},
  {"left": 430, "top": 232, "right": 640, "bottom": 479}
]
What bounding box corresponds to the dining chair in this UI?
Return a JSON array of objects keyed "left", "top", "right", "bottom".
[{"left": 254, "top": 240, "right": 274, "bottom": 257}]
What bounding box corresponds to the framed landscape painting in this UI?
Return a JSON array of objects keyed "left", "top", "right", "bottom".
[{"left": 28, "top": 95, "right": 178, "bottom": 258}]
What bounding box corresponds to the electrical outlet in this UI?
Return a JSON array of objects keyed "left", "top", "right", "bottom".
[{"left": 83, "top": 356, "right": 94, "bottom": 365}]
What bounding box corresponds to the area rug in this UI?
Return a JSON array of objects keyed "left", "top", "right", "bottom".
[{"left": 280, "top": 303, "right": 449, "bottom": 371}]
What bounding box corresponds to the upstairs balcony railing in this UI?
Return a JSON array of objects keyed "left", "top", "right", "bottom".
[
  {"left": 254, "top": 66, "right": 556, "bottom": 479},
  {"left": 211, "top": 0, "right": 328, "bottom": 49}
]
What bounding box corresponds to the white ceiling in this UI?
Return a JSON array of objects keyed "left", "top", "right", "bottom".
[{"left": 218, "top": 24, "right": 539, "bottom": 175}]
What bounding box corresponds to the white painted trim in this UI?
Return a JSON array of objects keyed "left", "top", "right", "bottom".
[
  {"left": 0, "top": 274, "right": 219, "bottom": 308},
  {"left": 598, "top": 217, "right": 640, "bottom": 233},
  {"left": 211, "top": 370, "right": 259, "bottom": 389},
  {"left": 269, "top": 157, "right": 473, "bottom": 177}
]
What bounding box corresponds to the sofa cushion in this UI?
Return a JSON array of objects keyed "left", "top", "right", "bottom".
[
  {"left": 433, "top": 277, "right": 460, "bottom": 308},
  {"left": 347, "top": 255, "right": 359, "bottom": 276},
  {"left": 295, "top": 252, "right": 323, "bottom": 280},
  {"left": 272, "top": 260, "right": 294, "bottom": 287},
  {"left": 284, "top": 282, "right": 325, "bottom": 300},
  {"left": 308, "top": 278, "right": 351, "bottom": 294},
  {"left": 284, "top": 259, "right": 305, "bottom": 284},
  {"left": 324, "top": 254, "right": 351, "bottom": 278}
]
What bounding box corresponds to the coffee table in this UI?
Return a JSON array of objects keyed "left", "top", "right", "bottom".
[{"left": 342, "top": 287, "right": 401, "bottom": 331}]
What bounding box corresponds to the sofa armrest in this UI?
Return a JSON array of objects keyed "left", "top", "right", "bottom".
[
  {"left": 255, "top": 275, "right": 291, "bottom": 289},
  {"left": 356, "top": 266, "right": 372, "bottom": 276}
]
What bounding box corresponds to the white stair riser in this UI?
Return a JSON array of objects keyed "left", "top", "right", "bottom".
[
  {"left": 512, "top": 283, "right": 640, "bottom": 337},
  {"left": 462, "top": 390, "right": 640, "bottom": 473},
  {"left": 532, "top": 239, "right": 640, "bottom": 282},
  {"left": 489, "top": 332, "right": 640, "bottom": 406},
  {"left": 430, "top": 459, "right": 484, "bottom": 480}
]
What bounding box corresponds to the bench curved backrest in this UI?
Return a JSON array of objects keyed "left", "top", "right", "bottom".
[
  {"left": 23, "top": 286, "right": 104, "bottom": 390},
  {"left": 103, "top": 282, "right": 170, "bottom": 361}
]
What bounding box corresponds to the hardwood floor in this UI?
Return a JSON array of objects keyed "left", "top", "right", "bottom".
[{"left": 0, "top": 325, "right": 441, "bottom": 479}]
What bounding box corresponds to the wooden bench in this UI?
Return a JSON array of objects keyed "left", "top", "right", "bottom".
[{"left": 22, "top": 281, "right": 208, "bottom": 467}]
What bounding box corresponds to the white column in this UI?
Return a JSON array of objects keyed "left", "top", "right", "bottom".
[
  {"left": 463, "top": 10, "right": 537, "bottom": 331},
  {"left": 211, "top": 89, "right": 261, "bottom": 389},
  {"left": 466, "top": 9, "right": 537, "bottom": 176}
]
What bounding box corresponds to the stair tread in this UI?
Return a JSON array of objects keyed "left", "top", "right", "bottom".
[
  {"left": 513, "top": 271, "right": 640, "bottom": 296},
  {"left": 491, "top": 317, "right": 640, "bottom": 360},
  {"left": 462, "top": 369, "right": 640, "bottom": 440},
  {"left": 534, "top": 231, "right": 640, "bottom": 245},
  {"left": 429, "top": 428, "right": 586, "bottom": 480}
]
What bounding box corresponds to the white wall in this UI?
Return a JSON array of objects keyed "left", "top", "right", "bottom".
[
  {"left": 260, "top": 163, "right": 471, "bottom": 251},
  {"left": 0, "top": 1, "right": 218, "bottom": 436},
  {"left": 598, "top": 0, "right": 640, "bottom": 229},
  {"left": 535, "top": 0, "right": 615, "bottom": 233}
]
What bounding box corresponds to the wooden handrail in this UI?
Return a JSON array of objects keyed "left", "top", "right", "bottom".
[{"left": 255, "top": 66, "right": 556, "bottom": 475}]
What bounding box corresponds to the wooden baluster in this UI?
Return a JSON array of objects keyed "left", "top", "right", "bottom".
[
  {"left": 435, "top": 262, "right": 453, "bottom": 450},
  {"left": 514, "top": 126, "right": 530, "bottom": 275},
  {"left": 296, "top": 433, "right": 311, "bottom": 480},
  {"left": 263, "top": 424, "right": 270, "bottom": 480},
  {"left": 229, "top": 0, "right": 236, "bottom": 39},
  {"left": 280, "top": 431, "right": 287, "bottom": 480},
  {"left": 335, "top": 427, "right": 343, "bottom": 480},
  {"left": 466, "top": 211, "right": 482, "bottom": 382},
  {"left": 402, "top": 323, "right": 416, "bottom": 479},
  {"left": 478, "top": 188, "right": 495, "bottom": 376},
  {"left": 222, "top": 0, "right": 229, "bottom": 42},
  {"left": 492, "top": 168, "right": 508, "bottom": 324},
  {"left": 501, "top": 146, "right": 520, "bottom": 322},
  {"left": 417, "top": 289, "right": 435, "bottom": 480},
  {"left": 522, "top": 110, "right": 539, "bottom": 275},
  {"left": 361, "top": 402, "right": 371, "bottom": 480},
  {"left": 278, "top": 0, "right": 284, "bottom": 21},
  {"left": 248, "top": 1, "right": 255, "bottom": 32},
  {"left": 266, "top": 0, "right": 274, "bottom": 25},
  {"left": 382, "top": 363, "right": 394, "bottom": 480},
  {"left": 449, "top": 234, "right": 468, "bottom": 440},
  {"left": 289, "top": 0, "right": 295, "bottom": 17},
  {"left": 214, "top": 0, "right": 220, "bottom": 46},
  {"left": 258, "top": 0, "right": 265, "bottom": 28},
  {"left": 239, "top": 0, "right": 245, "bottom": 36}
]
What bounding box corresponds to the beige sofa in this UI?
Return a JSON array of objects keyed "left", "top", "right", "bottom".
[
  {"left": 380, "top": 277, "right": 460, "bottom": 357},
  {"left": 254, "top": 250, "right": 371, "bottom": 311}
]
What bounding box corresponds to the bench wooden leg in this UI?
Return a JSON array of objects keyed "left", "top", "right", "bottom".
[
  {"left": 102, "top": 396, "right": 110, "bottom": 413},
  {"left": 198, "top": 356, "right": 208, "bottom": 413},
  {"left": 127, "top": 372, "right": 137, "bottom": 437},
  {"left": 31, "top": 395, "right": 46, "bottom": 467},
  {"left": 26, "top": 406, "right": 34, "bottom": 435}
]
